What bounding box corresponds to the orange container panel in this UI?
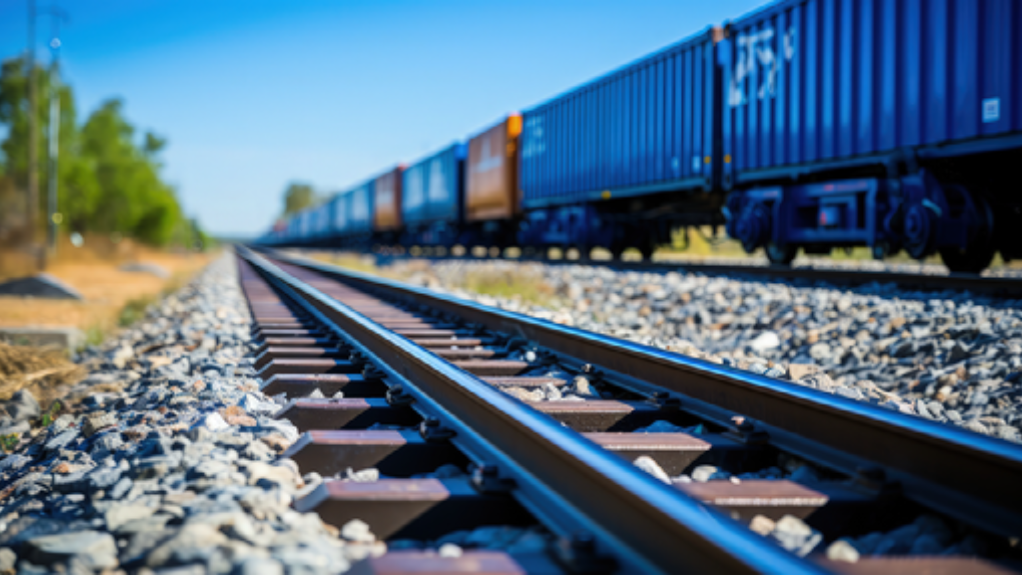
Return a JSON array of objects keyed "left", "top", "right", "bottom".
[
  {"left": 373, "top": 167, "right": 404, "bottom": 231},
  {"left": 465, "top": 115, "right": 521, "bottom": 222}
]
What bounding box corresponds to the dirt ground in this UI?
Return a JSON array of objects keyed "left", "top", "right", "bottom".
[{"left": 0, "top": 235, "right": 215, "bottom": 345}]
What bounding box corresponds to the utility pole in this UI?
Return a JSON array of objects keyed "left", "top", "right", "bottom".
[
  {"left": 44, "top": 9, "right": 67, "bottom": 258},
  {"left": 47, "top": 42, "right": 60, "bottom": 257},
  {"left": 27, "top": 0, "right": 41, "bottom": 269}
]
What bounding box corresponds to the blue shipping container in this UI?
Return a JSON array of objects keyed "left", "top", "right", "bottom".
[
  {"left": 520, "top": 28, "right": 720, "bottom": 208},
  {"left": 401, "top": 144, "right": 465, "bottom": 226},
  {"left": 345, "top": 181, "right": 374, "bottom": 235},
  {"left": 327, "top": 194, "right": 346, "bottom": 236},
  {"left": 720, "top": 0, "right": 1022, "bottom": 188}
]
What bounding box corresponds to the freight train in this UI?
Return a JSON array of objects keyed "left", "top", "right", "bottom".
[{"left": 261, "top": 0, "right": 1022, "bottom": 273}]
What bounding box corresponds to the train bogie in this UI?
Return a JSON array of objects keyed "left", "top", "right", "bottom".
[{"left": 720, "top": 0, "right": 1022, "bottom": 271}]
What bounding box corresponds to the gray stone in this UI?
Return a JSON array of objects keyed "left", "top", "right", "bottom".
[
  {"left": 0, "top": 326, "right": 85, "bottom": 350},
  {"left": 0, "top": 547, "right": 15, "bottom": 571},
  {"left": 808, "top": 343, "right": 831, "bottom": 361},
  {"left": 133, "top": 455, "right": 179, "bottom": 479},
  {"left": 45, "top": 430, "right": 79, "bottom": 453},
  {"left": 769, "top": 515, "right": 822, "bottom": 557},
  {"left": 110, "top": 476, "right": 133, "bottom": 499},
  {"left": 632, "top": 456, "right": 670, "bottom": 484},
  {"left": 6, "top": 390, "right": 41, "bottom": 423},
  {"left": 947, "top": 343, "right": 971, "bottom": 363},
  {"left": 234, "top": 557, "right": 285, "bottom": 575},
  {"left": 825, "top": 539, "right": 860, "bottom": 563},
  {"left": 0, "top": 273, "right": 83, "bottom": 299},
  {"left": 569, "top": 376, "right": 599, "bottom": 398},
  {"left": 105, "top": 504, "right": 155, "bottom": 530},
  {"left": 341, "top": 519, "right": 375, "bottom": 543},
  {"left": 834, "top": 386, "right": 864, "bottom": 401},
  {"left": 144, "top": 523, "right": 228, "bottom": 567},
  {"left": 24, "top": 530, "right": 118, "bottom": 569},
  {"left": 690, "top": 465, "right": 719, "bottom": 483},
  {"left": 82, "top": 412, "right": 119, "bottom": 437},
  {"left": 749, "top": 331, "right": 780, "bottom": 352}
]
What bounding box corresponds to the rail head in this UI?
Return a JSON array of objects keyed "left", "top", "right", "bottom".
[
  {"left": 239, "top": 246, "right": 826, "bottom": 575},
  {"left": 262, "top": 247, "right": 1022, "bottom": 539}
]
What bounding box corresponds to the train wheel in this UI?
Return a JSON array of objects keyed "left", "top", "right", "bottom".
[
  {"left": 940, "top": 244, "right": 996, "bottom": 274},
  {"left": 939, "top": 188, "right": 995, "bottom": 274},
  {"left": 765, "top": 243, "right": 797, "bottom": 266}
]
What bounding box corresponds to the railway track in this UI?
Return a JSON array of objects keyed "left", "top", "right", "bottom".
[
  {"left": 352, "top": 251, "right": 1022, "bottom": 300},
  {"left": 238, "top": 246, "right": 1022, "bottom": 574}
]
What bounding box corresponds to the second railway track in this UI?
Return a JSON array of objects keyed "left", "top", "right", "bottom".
[
  {"left": 360, "top": 250, "right": 1022, "bottom": 300},
  {"left": 238, "top": 246, "right": 1022, "bottom": 574}
]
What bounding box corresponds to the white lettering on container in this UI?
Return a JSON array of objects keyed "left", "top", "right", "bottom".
[
  {"left": 522, "top": 116, "right": 546, "bottom": 158},
  {"left": 983, "top": 98, "right": 1000, "bottom": 123}
]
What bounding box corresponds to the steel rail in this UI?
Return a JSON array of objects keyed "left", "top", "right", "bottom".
[
  {"left": 333, "top": 251, "right": 1022, "bottom": 299},
  {"left": 238, "top": 247, "right": 825, "bottom": 575},
  {"left": 264, "top": 247, "right": 1022, "bottom": 539}
]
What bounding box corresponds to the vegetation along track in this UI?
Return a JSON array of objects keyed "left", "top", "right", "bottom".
[
  {"left": 360, "top": 252, "right": 1022, "bottom": 300},
  {"left": 239, "top": 246, "right": 1022, "bottom": 574}
]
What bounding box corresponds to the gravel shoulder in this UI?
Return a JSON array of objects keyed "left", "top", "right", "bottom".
[{"left": 0, "top": 253, "right": 381, "bottom": 574}]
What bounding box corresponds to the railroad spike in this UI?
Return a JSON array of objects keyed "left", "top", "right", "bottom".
[
  {"left": 385, "top": 384, "right": 415, "bottom": 407},
  {"left": 645, "top": 391, "right": 680, "bottom": 411},
  {"left": 470, "top": 464, "right": 516, "bottom": 494},
  {"left": 419, "top": 417, "right": 456, "bottom": 443},
  {"left": 723, "top": 415, "right": 769, "bottom": 445}
]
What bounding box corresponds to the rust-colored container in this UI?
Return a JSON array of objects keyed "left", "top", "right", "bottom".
[
  {"left": 465, "top": 115, "right": 521, "bottom": 222},
  {"left": 373, "top": 167, "right": 403, "bottom": 231}
]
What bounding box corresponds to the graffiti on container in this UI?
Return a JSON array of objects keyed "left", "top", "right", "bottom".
[
  {"left": 522, "top": 116, "right": 546, "bottom": 158},
  {"left": 474, "top": 139, "right": 504, "bottom": 172},
  {"left": 729, "top": 26, "right": 795, "bottom": 107},
  {"left": 428, "top": 157, "right": 448, "bottom": 200}
]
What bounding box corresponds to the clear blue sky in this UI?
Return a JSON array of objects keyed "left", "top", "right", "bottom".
[{"left": 0, "top": 0, "right": 769, "bottom": 237}]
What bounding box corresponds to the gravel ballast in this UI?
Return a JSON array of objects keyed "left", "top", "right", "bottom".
[
  {"left": 0, "top": 254, "right": 382, "bottom": 574},
  {"left": 373, "top": 258, "right": 1022, "bottom": 442}
]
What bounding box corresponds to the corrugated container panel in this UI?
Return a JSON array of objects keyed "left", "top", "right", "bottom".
[
  {"left": 521, "top": 28, "right": 718, "bottom": 208},
  {"left": 722, "top": 0, "right": 1022, "bottom": 188},
  {"left": 295, "top": 211, "right": 310, "bottom": 240},
  {"left": 465, "top": 116, "right": 522, "bottom": 222},
  {"left": 346, "top": 181, "right": 374, "bottom": 235},
  {"left": 327, "top": 194, "right": 345, "bottom": 235},
  {"left": 313, "top": 204, "right": 330, "bottom": 237},
  {"left": 373, "top": 167, "right": 403, "bottom": 231},
  {"left": 401, "top": 144, "right": 465, "bottom": 226}
]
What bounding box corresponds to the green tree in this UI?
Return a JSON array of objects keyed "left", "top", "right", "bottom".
[
  {"left": 282, "top": 182, "right": 316, "bottom": 216},
  {"left": 0, "top": 55, "right": 207, "bottom": 249},
  {"left": 0, "top": 58, "right": 76, "bottom": 235}
]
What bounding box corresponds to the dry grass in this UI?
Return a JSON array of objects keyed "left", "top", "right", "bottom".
[
  {"left": 0, "top": 234, "right": 214, "bottom": 345},
  {"left": 461, "top": 267, "right": 557, "bottom": 307},
  {"left": 0, "top": 342, "right": 84, "bottom": 406},
  {"left": 305, "top": 251, "right": 387, "bottom": 276}
]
